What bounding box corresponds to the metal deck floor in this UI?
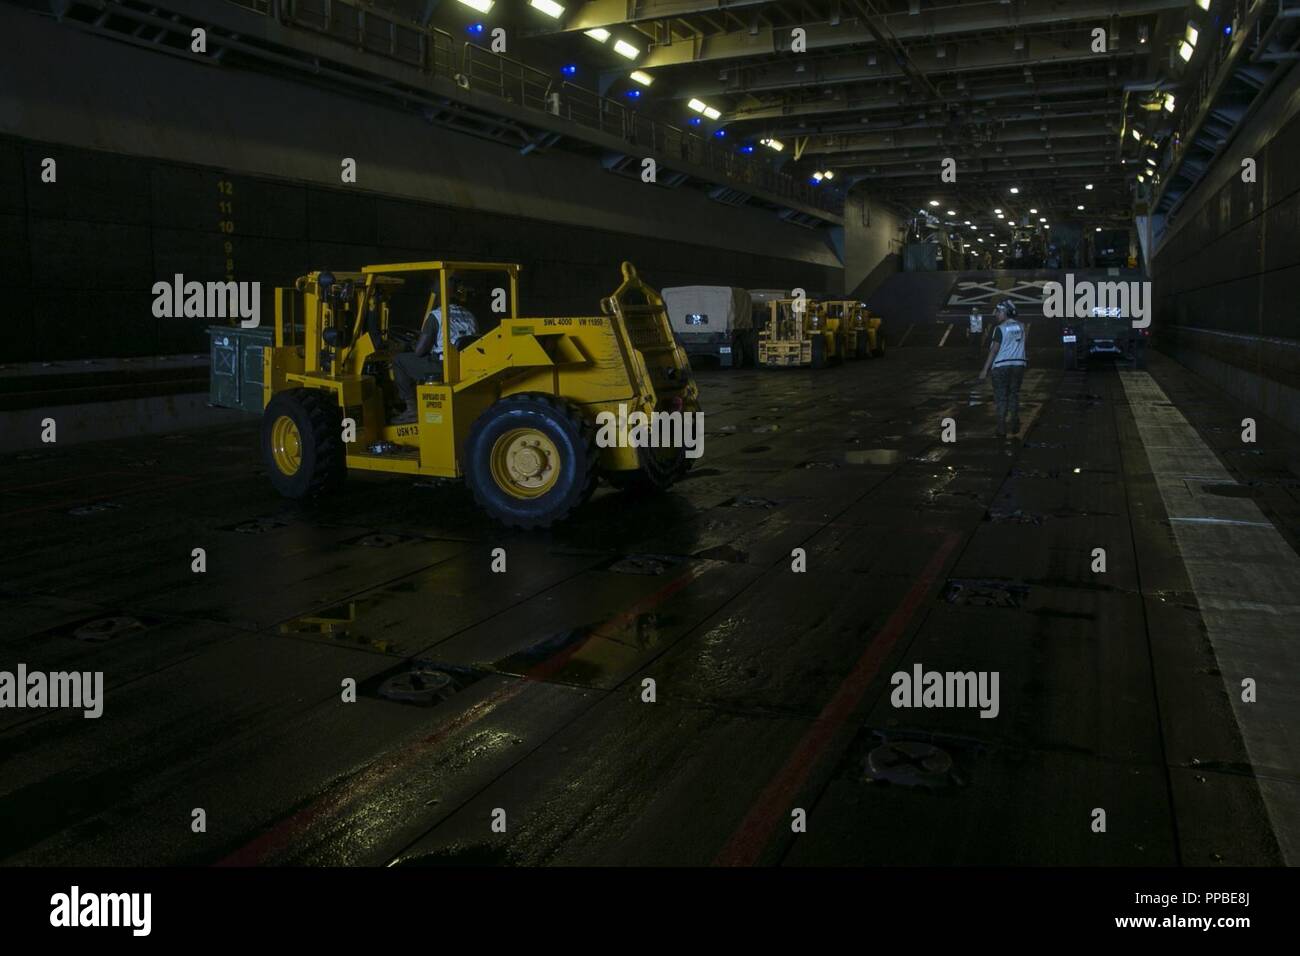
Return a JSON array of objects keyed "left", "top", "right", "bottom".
[{"left": 3, "top": 345, "right": 1298, "bottom": 866}]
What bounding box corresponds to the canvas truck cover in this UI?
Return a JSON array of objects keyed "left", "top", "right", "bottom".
[{"left": 662, "top": 286, "right": 753, "bottom": 338}]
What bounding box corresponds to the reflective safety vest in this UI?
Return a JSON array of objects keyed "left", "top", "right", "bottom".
[{"left": 992, "top": 319, "right": 1027, "bottom": 368}]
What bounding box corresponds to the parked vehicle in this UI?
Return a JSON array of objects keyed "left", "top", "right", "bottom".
[{"left": 662, "top": 285, "right": 756, "bottom": 368}]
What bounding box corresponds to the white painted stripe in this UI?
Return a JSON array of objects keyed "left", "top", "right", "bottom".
[
  {"left": 938, "top": 324, "right": 953, "bottom": 347},
  {"left": 897, "top": 324, "right": 915, "bottom": 347},
  {"left": 1120, "top": 370, "right": 1300, "bottom": 863},
  {"left": 1170, "top": 517, "right": 1277, "bottom": 528}
]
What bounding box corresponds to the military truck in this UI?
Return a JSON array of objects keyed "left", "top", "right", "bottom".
[
  {"left": 1093, "top": 229, "right": 1130, "bottom": 268},
  {"left": 661, "top": 286, "right": 756, "bottom": 368},
  {"left": 1062, "top": 305, "right": 1149, "bottom": 370}
]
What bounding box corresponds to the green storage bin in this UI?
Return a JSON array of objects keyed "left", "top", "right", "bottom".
[{"left": 208, "top": 325, "right": 273, "bottom": 413}]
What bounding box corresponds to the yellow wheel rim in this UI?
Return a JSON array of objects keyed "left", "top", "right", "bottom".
[
  {"left": 270, "top": 415, "right": 302, "bottom": 476},
  {"left": 490, "top": 428, "right": 561, "bottom": 499}
]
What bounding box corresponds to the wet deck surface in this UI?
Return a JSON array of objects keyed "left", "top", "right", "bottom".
[{"left": 3, "top": 345, "right": 1299, "bottom": 866}]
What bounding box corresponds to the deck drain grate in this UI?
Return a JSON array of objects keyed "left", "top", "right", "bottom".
[
  {"left": 945, "top": 578, "right": 1030, "bottom": 608},
  {"left": 694, "top": 544, "right": 749, "bottom": 563},
  {"left": 365, "top": 661, "right": 486, "bottom": 706},
  {"left": 865, "top": 741, "right": 954, "bottom": 789},
  {"left": 987, "top": 509, "right": 1046, "bottom": 525},
  {"left": 378, "top": 667, "right": 455, "bottom": 704},
  {"left": 722, "top": 495, "right": 780, "bottom": 509},
  {"left": 605, "top": 554, "right": 686, "bottom": 575}
]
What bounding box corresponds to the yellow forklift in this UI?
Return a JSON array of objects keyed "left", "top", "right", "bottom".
[
  {"left": 757, "top": 297, "right": 845, "bottom": 368},
  {"left": 259, "top": 260, "right": 699, "bottom": 529},
  {"left": 820, "top": 300, "right": 886, "bottom": 359}
]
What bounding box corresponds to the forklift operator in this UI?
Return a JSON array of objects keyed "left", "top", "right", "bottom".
[{"left": 391, "top": 282, "right": 478, "bottom": 424}]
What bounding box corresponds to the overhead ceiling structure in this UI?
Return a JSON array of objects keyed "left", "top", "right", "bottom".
[
  {"left": 517, "top": 0, "right": 1231, "bottom": 230},
  {"left": 29, "top": 0, "right": 1258, "bottom": 240}
]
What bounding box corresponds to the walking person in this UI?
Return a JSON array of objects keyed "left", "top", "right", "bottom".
[
  {"left": 967, "top": 305, "right": 984, "bottom": 349},
  {"left": 978, "top": 299, "right": 1029, "bottom": 437}
]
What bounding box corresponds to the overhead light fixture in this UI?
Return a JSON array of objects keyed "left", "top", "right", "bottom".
[
  {"left": 1147, "top": 157, "right": 1157, "bottom": 166},
  {"left": 1164, "top": 93, "right": 1176, "bottom": 112},
  {"left": 688, "top": 98, "right": 707, "bottom": 113},
  {"left": 1009, "top": 186, "right": 1020, "bottom": 194},
  {"left": 1039, "top": 217, "right": 1046, "bottom": 222},
  {"left": 455, "top": 0, "right": 494, "bottom": 12},
  {"left": 1096, "top": 227, "right": 1102, "bottom": 232},
  {"left": 823, "top": 170, "right": 835, "bottom": 180},
  {"left": 1196, "top": 0, "right": 1210, "bottom": 9},
  {"left": 1178, "top": 40, "right": 1194, "bottom": 61},
  {"left": 1138, "top": 174, "right": 1146, "bottom": 183},
  {"left": 529, "top": 0, "right": 565, "bottom": 17},
  {"left": 929, "top": 200, "right": 940, "bottom": 207},
  {"left": 1029, "top": 208, "right": 1038, "bottom": 214},
  {"left": 760, "top": 137, "right": 784, "bottom": 151},
  {"left": 1085, "top": 184, "right": 1094, "bottom": 190},
  {"left": 963, "top": 220, "right": 971, "bottom": 225},
  {"left": 1186, "top": 23, "right": 1200, "bottom": 47},
  {"left": 630, "top": 70, "right": 653, "bottom": 86},
  {"left": 946, "top": 210, "right": 956, "bottom": 216},
  {"left": 1077, "top": 205, "right": 1084, "bottom": 210},
  {"left": 994, "top": 208, "right": 1003, "bottom": 214},
  {"left": 812, "top": 172, "right": 824, "bottom": 182},
  {"left": 703, "top": 106, "right": 721, "bottom": 120},
  {"left": 996, "top": 213, "right": 1005, "bottom": 219},
  {"left": 614, "top": 39, "right": 641, "bottom": 59},
  {"left": 585, "top": 28, "right": 610, "bottom": 42}
]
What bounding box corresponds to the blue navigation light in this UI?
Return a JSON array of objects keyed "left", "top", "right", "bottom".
[
  {"left": 714, "top": 129, "right": 726, "bottom": 138},
  {"left": 467, "top": 23, "right": 484, "bottom": 35},
  {"left": 626, "top": 89, "right": 641, "bottom": 98},
  {"left": 561, "top": 64, "right": 577, "bottom": 76},
  {"left": 688, "top": 116, "right": 702, "bottom": 126}
]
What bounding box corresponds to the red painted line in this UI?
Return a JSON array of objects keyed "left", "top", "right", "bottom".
[
  {"left": 713, "top": 532, "right": 960, "bottom": 867},
  {"left": 217, "top": 564, "right": 703, "bottom": 867}
]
